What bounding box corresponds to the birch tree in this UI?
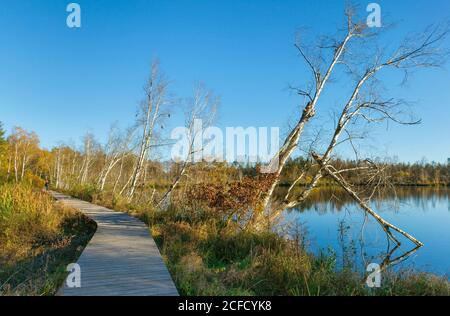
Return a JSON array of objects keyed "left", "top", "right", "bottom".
[
  {"left": 53, "top": 147, "right": 63, "bottom": 188},
  {"left": 258, "top": 9, "right": 449, "bottom": 246},
  {"left": 260, "top": 10, "right": 361, "bottom": 211},
  {"left": 157, "top": 84, "right": 219, "bottom": 207},
  {"left": 0, "top": 122, "right": 8, "bottom": 180},
  {"left": 126, "top": 61, "right": 171, "bottom": 201},
  {"left": 79, "top": 132, "right": 97, "bottom": 184},
  {"left": 7, "top": 127, "right": 39, "bottom": 182},
  {"left": 97, "top": 124, "right": 134, "bottom": 191}
]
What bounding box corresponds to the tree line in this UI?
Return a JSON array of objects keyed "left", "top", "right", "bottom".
[
  {"left": 0, "top": 122, "right": 448, "bottom": 198},
  {"left": 281, "top": 157, "right": 450, "bottom": 187}
]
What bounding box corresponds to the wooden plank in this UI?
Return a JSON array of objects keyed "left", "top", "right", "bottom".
[{"left": 51, "top": 191, "right": 179, "bottom": 296}]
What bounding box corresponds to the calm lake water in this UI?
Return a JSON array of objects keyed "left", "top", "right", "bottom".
[{"left": 279, "top": 187, "right": 450, "bottom": 277}]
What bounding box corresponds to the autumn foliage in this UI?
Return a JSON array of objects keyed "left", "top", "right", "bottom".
[{"left": 187, "top": 170, "right": 277, "bottom": 226}]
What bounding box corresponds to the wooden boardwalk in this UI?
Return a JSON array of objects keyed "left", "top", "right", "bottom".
[{"left": 51, "top": 192, "right": 178, "bottom": 296}]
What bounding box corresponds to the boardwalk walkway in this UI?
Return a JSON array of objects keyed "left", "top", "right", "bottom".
[{"left": 51, "top": 191, "right": 178, "bottom": 296}]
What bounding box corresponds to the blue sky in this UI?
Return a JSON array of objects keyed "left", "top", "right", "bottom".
[{"left": 0, "top": 0, "right": 449, "bottom": 163}]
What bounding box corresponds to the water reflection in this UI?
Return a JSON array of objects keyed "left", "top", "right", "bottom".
[
  {"left": 380, "top": 244, "right": 421, "bottom": 272},
  {"left": 278, "top": 187, "right": 450, "bottom": 276},
  {"left": 278, "top": 186, "right": 450, "bottom": 214}
]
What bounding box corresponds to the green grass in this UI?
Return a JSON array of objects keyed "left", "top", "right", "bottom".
[{"left": 0, "top": 183, "right": 96, "bottom": 295}]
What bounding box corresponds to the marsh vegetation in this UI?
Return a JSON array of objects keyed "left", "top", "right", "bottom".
[{"left": 0, "top": 184, "right": 95, "bottom": 295}]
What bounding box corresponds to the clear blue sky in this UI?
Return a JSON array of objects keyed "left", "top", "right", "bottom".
[{"left": 0, "top": 0, "right": 449, "bottom": 163}]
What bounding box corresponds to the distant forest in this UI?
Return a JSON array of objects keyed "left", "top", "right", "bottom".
[{"left": 279, "top": 157, "right": 450, "bottom": 187}]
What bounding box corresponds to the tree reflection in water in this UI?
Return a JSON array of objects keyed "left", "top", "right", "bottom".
[{"left": 277, "top": 187, "right": 450, "bottom": 275}]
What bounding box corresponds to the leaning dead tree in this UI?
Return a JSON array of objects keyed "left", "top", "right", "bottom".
[
  {"left": 312, "top": 153, "right": 423, "bottom": 246},
  {"left": 126, "top": 61, "right": 171, "bottom": 201},
  {"left": 157, "top": 84, "right": 218, "bottom": 208},
  {"left": 259, "top": 9, "right": 449, "bottom": 246}
]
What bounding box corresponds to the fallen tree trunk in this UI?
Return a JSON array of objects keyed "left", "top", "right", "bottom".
[{"left": 312, "top": 152, "right": 423, "bottom": 247}]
